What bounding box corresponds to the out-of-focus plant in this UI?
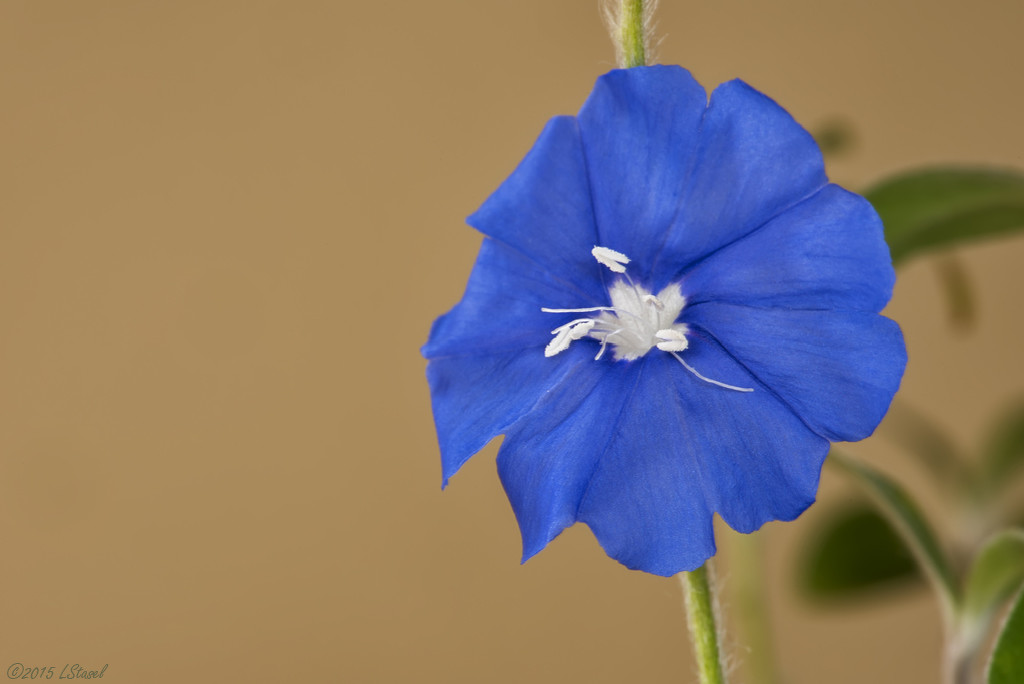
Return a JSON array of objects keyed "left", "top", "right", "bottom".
[{"left": 798, "top": 167, "right": 1024, "bottom": 684}]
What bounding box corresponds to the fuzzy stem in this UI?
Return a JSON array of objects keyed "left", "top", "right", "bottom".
[
  {"left": 604, "top": 0, "right": 656, "bottom": 68},
  {"left": 680, "top": 563, "right": 728, "bottom": 684},
  {"left": 618, "top": 0, "right": 647, "bottom": 67}
]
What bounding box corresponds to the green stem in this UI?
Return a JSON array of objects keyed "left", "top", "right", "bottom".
[
  {"left": 618, "top": 0, "right": 648, "bottom": 68},
  {"left": 680, "top": 563, "right": 728, "bottom": 684}
]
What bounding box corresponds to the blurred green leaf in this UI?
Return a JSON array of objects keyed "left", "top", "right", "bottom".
[
  {"left": 934, "top": 254, "right": 976, "bottom": 331},
  {"left": 982, "top": 396, "right": 1024, "bottom": 491},
  {"left": 879, "top": 400, "right": 967, "bottom": 486},
  {"left": 831, "top": 452, "right": 959, "bottom": 617},
  {"left": 987, "top": 586, "right": 1024, "bottom": 684},
  {"left": 964, "top": 530, "right": 1024, "bottom": 634},
  {"left": 799, "top": 502, "right": 921, "bottom": 600},
  {"left": 864, "top": 167, "right": 1024, "bottom": 265}
]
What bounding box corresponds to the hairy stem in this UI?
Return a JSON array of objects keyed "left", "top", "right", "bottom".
[
  {"left": 619, "top": 0, "right": 647, "bottom": 67},
  {"left": 604, "top": 0, "right": 657, "bottom": 68},
  {"left": 680, "top": 563, "right": 728, "bottom": 684}
]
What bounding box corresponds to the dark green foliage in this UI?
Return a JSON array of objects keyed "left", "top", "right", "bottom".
[
  {"left": 799, "top": 503, "right": 921, "bottom": 600},
  {"left": 865, "top": 167, "right": 1024, "bottom": 265}
]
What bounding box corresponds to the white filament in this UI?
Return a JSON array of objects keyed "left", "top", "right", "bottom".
[{"left": 670, "top": 352, "right": 754, "bottom": 393}]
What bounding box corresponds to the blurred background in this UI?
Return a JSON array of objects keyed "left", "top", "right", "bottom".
[{"left": 2, "top": 1, "right": 1022, "bottom": 682}]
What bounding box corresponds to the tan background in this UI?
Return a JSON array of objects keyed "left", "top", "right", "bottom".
[{"left": 2, "top": 1, "right": 1023, "bottom": 682}]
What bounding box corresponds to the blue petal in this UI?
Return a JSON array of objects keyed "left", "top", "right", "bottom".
[
  {"left": 571, "top": 356, "right": 718, "bottom": 576},
  {"left": 467, "top": 115, "right": 604, "bottom": 301},
  {"left": 661, "top": 335, "right": 831, "bottom": 533},
  {"left": 651, "top": 79, "right": 828, "bottom": 287},
  {"left": 424, "top": 239, "right": 600, "bottom": 485},
  {"left": 498, "top": 343, "right": 829, "bottom": 577},
  {"left": 423, "top": 238, "right": 596, "bottom": 359},
  {"left": 686, "top": 303, "right": 907, "bottom": 442},
  {"left": 575, "top": 348, "right": 828, "bottom": 576},
  {"left": 576, "top": 66, "right": 708, "bottom": 280},
  {"left": 496, "top": 359, "right": 616, "bottom": 562},
  {"left": 681, "top": 184, "right": 895, "bottom": 312},
  {"left": 426, "top": 345, "right": 591, "bottom": 487}
]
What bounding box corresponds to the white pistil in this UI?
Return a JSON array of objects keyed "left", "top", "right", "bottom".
[{"left": 541, "top": 246, "right": 753, "bottom": 394}]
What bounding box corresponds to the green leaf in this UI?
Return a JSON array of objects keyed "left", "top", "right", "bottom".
[
  {"left": 964, "top": 529, "right": 1024, "bottom": 636},
  {"left": 987, "top": 586, "right": 1024, "bottom": 684},
  {"left": 933, "top": 254, "right": 976, "bottom": 331},
  {"left": 831, "top": 452, "right": 960, "bottom": 618},
  {"left": 798, "top": 502, "right": 921, "bottom": 600},
  {"left": 981, "top": 396, "right": 1024, "bottom": 491},
  {"left": 864, "top": 167, "right": 1024, "bottom": 265}
]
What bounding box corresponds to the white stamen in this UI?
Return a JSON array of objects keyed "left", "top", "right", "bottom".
[
  {"left": 542, "top": 305, "right": 645, "bottom": 325},
  {"left": 569, "top": 320, "right": 596, "bottom": 339},
  {"left": 551, "top": 318, "right": 596, "bottom": 334},
  {"left": 655, "top": 328, "right": 689, "bottom": 352},
  {"left": 594, "top": 328, "right": 624, "bottom": 360},
  {"left": 643, "top": 294, "right": 664, "bottom": 309},
  {"left": 544, "top": 320, "right": 596, "bottom": 357},
  {"left": 592, "top": 245, "right": 630, "bottom": 273},
  {"left": 542, "top": 306, "right": 619, "bottom": 314},
  {"left": 670, "top": 352, "right": 754, "bottom": 392},
  {"left": 544, "top": 326, "right": 574, "bottom": 357},
  {"left": 540, "top": 247, "right": 755, "bottom": 395}
]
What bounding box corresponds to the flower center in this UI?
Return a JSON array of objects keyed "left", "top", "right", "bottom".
[{"left": 542, "top": 246, "right": 753, "bottom": 393}]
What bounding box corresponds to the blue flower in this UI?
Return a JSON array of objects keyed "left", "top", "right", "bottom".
[{"left": 422, "top": 66, "right": 907, "bottom": 577}]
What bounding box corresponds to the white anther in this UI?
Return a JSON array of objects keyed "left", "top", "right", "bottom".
[
  {"left": 545, "top": 320, "right": 597, "bottom": 357},
  {"left": 551, "top": 318, "right": 595, "bottom": 334},
  {"left": 568, "top": 320, "right": 595, "bottom": 339},
  {"left": 545, "top": 326, "right": 574, "bottom": 357},
  {"left": 643, "top": 294, "right": 664, "bottom": 309},
  {"left": 591, "top": 246, "right": 631, "bottom": 273},
  {"left": 655, "top": 328, "right": 689, "bottom": 352}
]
